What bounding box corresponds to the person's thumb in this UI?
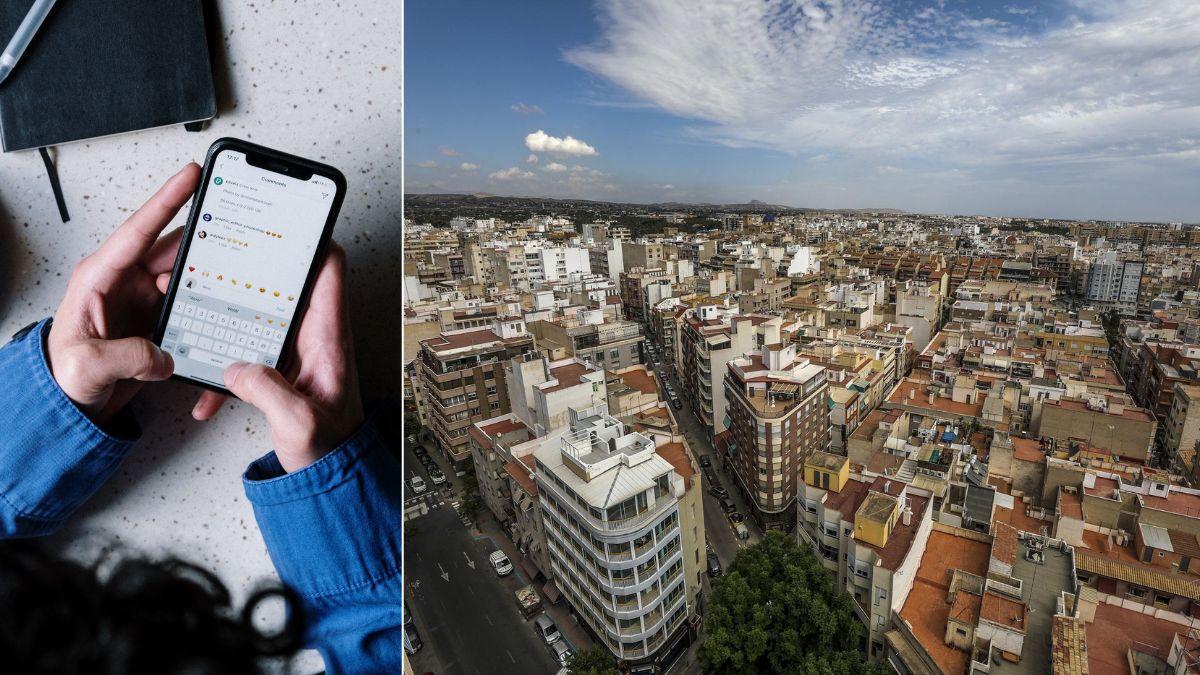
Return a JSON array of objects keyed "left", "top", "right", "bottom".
[
  {"left": 87, "top": 337, "right": 174, "bottom": 384},
  {"left": 224, "top": 362, "right": 303, "bottom": 427}
]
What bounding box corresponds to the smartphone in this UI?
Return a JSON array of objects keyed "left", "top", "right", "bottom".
[{"left": 154, "top": 138, "right": 347, "bottom": 395}]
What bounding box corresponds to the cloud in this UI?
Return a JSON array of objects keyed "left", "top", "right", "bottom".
[
  {"left": 439, "top": 146, "right": 463, "bottom": 157},
  {"left": 566, "top": 0, "right": 1200, "bottom": 179},
  {"left": 511, "top": 102, "right": 544, "bottom": 115},
  {"left": 526, "top": 153, "right": 539, "bottom": 164},
  {"left": 525, "top": 129, "right": 598, "bottom": 156},
  {"left": 543, "top": 162, "right": 569, "bottom": 172},
  {"left": 416, "top": 160, "right": 438, "bottom": 169},
  {"left": 489, "top": 166, "right": 535, "bottom": 181},
  {"left": 876, "top": 164, "right": 902, "bottom": 174},
  {"left": 460, "top": 162, "right": 479, "bottom": 171},
  {"left": 657, "top": 183, "right": 675, "bottom": 190},
  {"left": 808, "top": 154, "right": 829, "bottom": 163}
]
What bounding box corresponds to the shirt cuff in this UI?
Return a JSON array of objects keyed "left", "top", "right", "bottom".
[
  {"left": 0, "top": 319, "right": 140, "bottom": 529},
  {"left": 242, "top": 411, "right": 403, "bottom": 599}
]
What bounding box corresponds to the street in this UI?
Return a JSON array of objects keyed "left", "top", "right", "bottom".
[
  {"left": 405, "top": 442, "right": 562, "bottom": 675},
  {"left": 651, "top": 359, "right": 764, "bottom": 569}
]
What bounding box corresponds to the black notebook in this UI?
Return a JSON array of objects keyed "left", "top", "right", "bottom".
[{"left": 0, "top": 0, "right": 216, "bottom": 152}]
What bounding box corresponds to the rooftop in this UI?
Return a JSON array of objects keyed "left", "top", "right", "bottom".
[{"left": 1086, "top": 602, "right": 1183, "bottom": 675}]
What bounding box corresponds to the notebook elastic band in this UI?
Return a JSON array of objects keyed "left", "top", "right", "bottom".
[{"left": 38, "top": 146, "right": 70, "bottom": 223}]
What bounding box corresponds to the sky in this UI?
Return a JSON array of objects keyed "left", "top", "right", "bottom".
[{"left": 405, "top": 0, "right": 1200, "bottom": 222}]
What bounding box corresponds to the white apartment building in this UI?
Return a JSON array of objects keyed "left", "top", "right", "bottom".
[
  {"left": 1086, "top": 251, "right": 1144, "bottom": 311},
  {"left": 534, "top": 406, "right": 703, "bottom": 671}
]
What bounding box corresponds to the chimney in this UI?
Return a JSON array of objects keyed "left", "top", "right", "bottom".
[
  {"left": 928, "top": 390, "right": 936, "bottom": 404},
  {"left": 909, "top": 388, "right": 916, "bottom": 401},
  {"left": 902, "top": 507, "right": 912, "bottom": 526}
]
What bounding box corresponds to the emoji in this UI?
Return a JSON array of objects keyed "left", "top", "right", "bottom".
[
  {"left": 255, "top": 315, "right": 261, "bottom": 320},
  {"left": 259, "top": 287, "right": 265, "bottom": 293},
  {"left": 245, "top": 283, "right": 251, "bottom": 288},
  {"left": 287, "top": 295, "right": 294, "bottom": 301},
  {"left": 267, "top": 319, "right": 274, "bottom": 325},
  {"left": 273, "top": 291, "right": 280, "bottom": 297},
  {"left": 279, "top": 322, "right": 287, "bottom": 328},
  {"left": 188, "top": 266, "right": 195, "bottom": 272},
  {"left": 217, "top": 275, "right": 223, "bottom": 280}
]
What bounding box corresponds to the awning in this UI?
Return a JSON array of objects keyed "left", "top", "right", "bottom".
[
  {"left": 542, "top": 581, "right": 562, "bottom": 604},
  {"left": 520, "top": 557, "right": 539, "bottom": 580}
]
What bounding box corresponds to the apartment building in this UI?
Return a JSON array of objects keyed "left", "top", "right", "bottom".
[
  {"left": 723, "top": 341, "right": 829, "bottom": 530},
  {"left": 796, "top": 453, "right": 934, "bottom": 660},
  {"left": 1165, "top": 384, "right": 1200, "bottom": 475},
  {"left": 1086, "top": 251, "right": 1144, "bottom": 313},
  {"left": 620, "top": 268, "right": 673, "bottom": 324},
  {"left": 534, "top": 406, "right": 704, "bottom": 672},
  {"left": 527, "top": 308, "right": 646, "bottom": 371},
  {"left": 1034, "top": 393, "right": 1157, "bottom": 462},
  {"left": 895, "top": 280, "right": 943, "bottom": 353},
  {"left": 416, "top": 317, "right": 536, "bottom": 469},
  {"left": 678, "top": 307, "right": 775, "bottom": 441}
]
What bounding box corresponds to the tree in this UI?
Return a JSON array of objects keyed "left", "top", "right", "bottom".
[
  {"left": 699, "top": 531, "right": 884, "bottom": 674},
  {"left": 459, "top": 462, "right": 482, "bottom": 522},
  {"left": 565, "top": 646, "right": 619, "bottom": 675}
]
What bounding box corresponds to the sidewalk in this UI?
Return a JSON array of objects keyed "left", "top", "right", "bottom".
[{"left": 472, "top": 508, "right": 596, "bottom": 654}]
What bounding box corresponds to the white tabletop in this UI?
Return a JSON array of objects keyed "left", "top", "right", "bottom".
[{"left": 0, "top": 3, "right": 401, "bottom": 669}]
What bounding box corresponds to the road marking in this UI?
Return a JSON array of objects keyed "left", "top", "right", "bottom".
[
  {"left": 506, "top": 650, "right": 516, "bottom": 663},
  {"left": 485, "top": 614, "right": 494, "bottom": 626},
  {"left": 463, "top": 551, "right": 476, "bottom": 569},
  {"left": 438, "top": 562, "right": 450, "bottom": 582}
]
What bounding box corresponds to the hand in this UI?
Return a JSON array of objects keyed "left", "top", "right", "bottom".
[
  {"left": 46, "top": 164, "right": 201, "bottom": 423},
  {"left": 183, "top": 244, "right": 364, "bottom": 473}
]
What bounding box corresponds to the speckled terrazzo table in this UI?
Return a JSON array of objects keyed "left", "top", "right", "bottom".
[{"left": 0, "top": 3, "right": 402, "bottom": 668}]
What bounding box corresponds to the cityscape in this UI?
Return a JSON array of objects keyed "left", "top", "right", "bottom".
[{"left": 402, "top": 1, "right": 1200, "bottom": 674}]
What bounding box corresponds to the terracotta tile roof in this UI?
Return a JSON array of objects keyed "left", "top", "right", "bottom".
[
  {"left": 618, "top": 368, "right": 658, "bottom": 395},
  {"left": 1141, "top": 490, "right": 1200, "bottom": 519},
  {"left": 1076, "top": 549, "right": 1200, "bottom": 600},
  {"left": 1086, "top": 602, "right": 1182, "bottom": 675},
  {"left": 949, "top": 591, "right": 981, "bottom": 625},
  {"left": 1012, "top": 437, "right": 1047, "bottom": 463},
  {"left": 1051, "top": 615, "right": 1089, "bottom": 675},
  {"left": 980, "top": 591, "right": 1027, "bottom": 633},
  {"left": 899, "top": 530, "right": 990, "bottom": 675},
  {"left": 825, "top": 478, "right": 871, "bottom": 522},
  {"left": 505, "top": 460, "right": 538, "bottom": 496},
  {"left": 542, "top": 362, "right": 590, "bottom": 393},
  {"left": 655, "top": 442, "right": 695, "bottom": 491},
  {"left": 423, "top": 328, "right": 525, "bottom": 353},
  {"left": 857, "top": 495, "right": 930, "bottom": 570},
  {"left": 992, "top": 522, "right": 1019, "bottom": 566},
  {"left": 1170, "top": 530, "right": 1200, "bottom": 559},
  {"left": 1059, "top": 489, "right": 1083, "bottom": 519}
]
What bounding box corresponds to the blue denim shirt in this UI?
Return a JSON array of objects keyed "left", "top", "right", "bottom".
[{"left": 0, "top": 319, "right": 403, "bottom": 674}]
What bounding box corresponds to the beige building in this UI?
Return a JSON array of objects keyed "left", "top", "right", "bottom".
[
  {"left": 1166, "top": 384, "right": 1200, "bottom": 476},
  {"left": 1034, "top": 393, "right": 1157, "bottom": 462},
  {"left": 416, "top": 317, "right": 536, "bottom": 469}
]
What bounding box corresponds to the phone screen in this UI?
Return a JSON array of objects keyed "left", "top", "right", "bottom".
[{"left": 160, "top": 149, "right": 337, "bottom": 388}]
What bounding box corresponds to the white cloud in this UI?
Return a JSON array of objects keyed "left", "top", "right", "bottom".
[
  {"left": 543, "top": 162, "right": 569, "bottom": 172},
  {"left": 659, "top": 184, "right": 674, "bottom": 190},
  {"left": 566, "top": 0, "right": 1200, "bottom": 179},
  {"left": 439, "top": 146, "right": 463, "bottom": 157},
  {"left": 525, "top": 129, "right": 598, "bottom": 156},
  {"left": 416, "top": 160, "right": 438, "bottom": 169},
  {"left": 489, "top": 166, "right": 535, "bottom": 181},
  {"left": 526, "top": 153, "right": 539, "bottom": 164},
  {"left": 876, "top": 164, "right": 902, "bottom": 174},
  {"left": 511, "top": 102, "right": 544, "bottom": 115},
  {"left": 460, "top": 162, "right": 479, "bottom": 171},
  {"left": 808, "top": 154, "right": 829, "bottom": 163}
]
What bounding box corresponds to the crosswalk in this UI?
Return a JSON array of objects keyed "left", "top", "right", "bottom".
[{"left": 404, "top": 492, "right": 445, "bottom": 522}]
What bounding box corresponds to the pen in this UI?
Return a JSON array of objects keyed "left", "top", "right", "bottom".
[{"left": 0, "top": 0, "right": 57, "bottom": 86}]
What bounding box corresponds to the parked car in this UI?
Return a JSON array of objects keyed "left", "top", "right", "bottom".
[
  {"left": 720, "top": 497, "right": 736, "bottom": 514},
  {"left": 403, "top": 622, "right": 423, "bottom": 655},
  {"left": 700, "top": 456, "right": 711, "bottom": 468},
  {"left": 410, "top": 476, "right": 427, "bottom": 495},
  {"left": 734, "top": 523, "right": 750, "bottom": 541},
  {"left": 489, "top": 550, "right": 514, "bottom": 576},
  {"left": 533, "top": 614, "right": 562, "bottom": 644},
  {"left": 406, "top": 434, "right": 417, "bottom": 446},
  {"left": 728, "top": 512, "right": 744, "bottom": 524},
  {"left": 707, "top": 485, "right": 728, "bottom": 499},
  {"left": 429, "top": 468, "right": 447, "bottom": 485},
  {"left": 707, "top": 552, "right": 723, "bottom": 577},
  {"left": 671, "top": 398, "right": 682, "bottom": 410},
  {"left": 552, "top": 640, "right": 573, "bottom": 667}
]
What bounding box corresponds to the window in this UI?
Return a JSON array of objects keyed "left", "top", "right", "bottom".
[
  {"left": 875, "top": 586, "right": 887, "bottom": 606},
  {"left": 490, "top": 401, "right": 501, "bottom": 410},
  {"left": 611, "top": 349, "right": 621, "bottom": 361}
]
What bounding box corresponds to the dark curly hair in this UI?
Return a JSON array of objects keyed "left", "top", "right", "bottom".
[{"left": 0, "top": 540, "right": 305, "bottom": 675}]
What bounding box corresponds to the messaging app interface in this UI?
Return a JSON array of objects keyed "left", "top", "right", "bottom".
[{"left": 162, "top": 150, "right": 335, "bottom": 387}]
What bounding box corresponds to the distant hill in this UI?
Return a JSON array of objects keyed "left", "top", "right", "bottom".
[{"left": 404, "top": 192, "right": 907, "bottom": 217}]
